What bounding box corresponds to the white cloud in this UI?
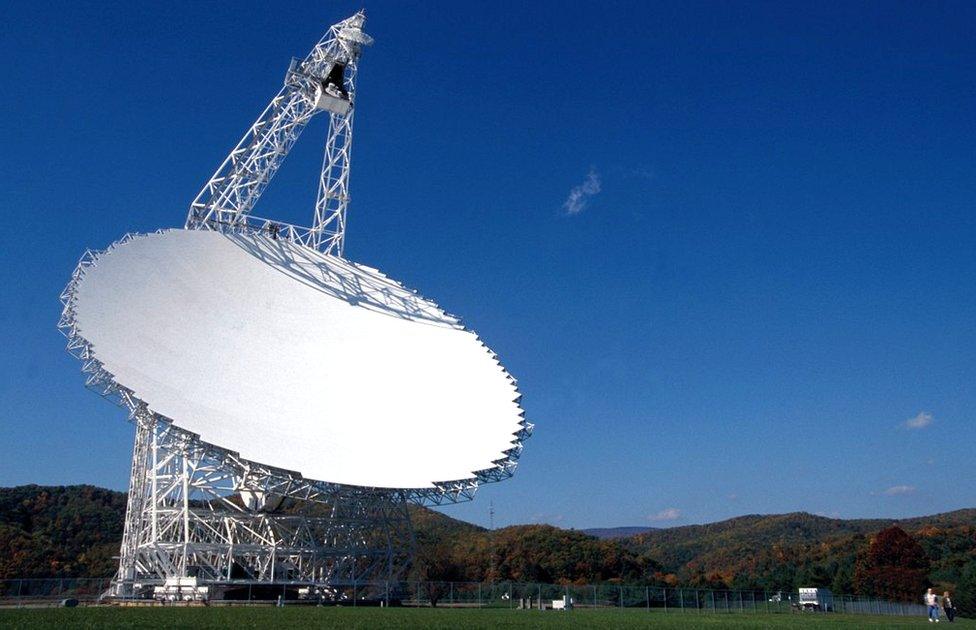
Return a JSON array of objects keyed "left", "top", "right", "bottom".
[
  {"left": 883, "top": 485, "right": 916, "bottom": 496},
  {"left": 648, "top": 507, "right": 682, "bottom": 522},
  {"left": 903, "top": 411, "right": 933, "bottom": 430},
  {"left": 562, "top": 168, "right": 601, "bottom": 215}
]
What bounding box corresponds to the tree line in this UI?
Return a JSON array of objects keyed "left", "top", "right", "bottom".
[{"left": 2, "top": 485, "right": 974, "bottom": 614}]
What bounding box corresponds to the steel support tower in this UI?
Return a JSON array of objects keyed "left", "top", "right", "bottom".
[
  {"left": 113, "top": 12, "right": 412, "bottom": 600},
  {"left": 111, "top": 413, "right": 413, "bottom": 599},
  {"left": 59, "top": 11, "right": 531, "bottom": 601}
]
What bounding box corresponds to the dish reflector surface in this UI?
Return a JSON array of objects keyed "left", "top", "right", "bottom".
[{"left": 72, "top": 230, "right": 523, "bottom": 488}]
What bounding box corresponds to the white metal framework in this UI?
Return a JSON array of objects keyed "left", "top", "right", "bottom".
[
  {"left": 61, "top": 11, "right": 532, "bottom": 600},
  {"left": 111, "top": 413, "right": 413, "bottom": 598},
  {"left": 186, "top": 11, "right": 371, "bottom": 255}
]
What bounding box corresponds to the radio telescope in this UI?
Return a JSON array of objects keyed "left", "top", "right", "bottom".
[{"left": 58, "top": 11, "right": 531, "bottom": 600}]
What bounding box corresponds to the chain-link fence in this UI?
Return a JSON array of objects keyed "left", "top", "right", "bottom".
[
  {"left": 0, "top": 578, "right": 112, "bottom": 606},
  {"left": 0, "top": 578, "right": 929, "bottom": 617}
]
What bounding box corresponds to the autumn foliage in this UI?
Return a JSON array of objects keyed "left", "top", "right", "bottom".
[
  {"left": 4, "top": 484, "right": 976, "bottom": 609},
  {"left": 853, "top": 526, "right": 930, "bottom": 602}
]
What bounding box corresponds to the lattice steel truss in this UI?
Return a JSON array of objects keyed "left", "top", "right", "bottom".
[
  {"left": 186, "top": 11, "right": 371, "bottom": 255},
  {"left": 61, "top": 11, "right": 533, "bottom": 600},
  {"left": 309, "top": 18, "right": 364, "bottom": 255},
  {"left": 110, "top": 413, "right": 414, "bottom": 598}
]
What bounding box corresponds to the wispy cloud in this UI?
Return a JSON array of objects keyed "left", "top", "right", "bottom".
[
  {"left": 883, "top": 485, "right": 916, "bottom": 496},
  {"left": 903, "top": 411, "right": 934, "bottom": 430},
  {"left": 648, "top": 507, "right": 682, "bottom": 522},
  {"left": 563, "top": 168, "right": 601, "bottom": 215}
]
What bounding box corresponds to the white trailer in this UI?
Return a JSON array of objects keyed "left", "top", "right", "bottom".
[
  {"left": 798, "top": 587, "right": 833, "bottom": 611},
  {"left": 153, "top": 577, "right": 209, "bottom": 602}
]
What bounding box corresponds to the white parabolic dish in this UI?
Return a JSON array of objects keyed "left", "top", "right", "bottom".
[{"left": 71, "top": 229, "right": 525, "bottom": 489}]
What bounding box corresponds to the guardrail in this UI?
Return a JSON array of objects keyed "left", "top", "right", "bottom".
[{"left": 197, "top": 213, "right": 322, "bottom": 248}]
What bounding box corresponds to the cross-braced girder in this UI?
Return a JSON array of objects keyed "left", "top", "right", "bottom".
[
  {"left": 185, "top": 11, "right": 371, "bottom": 252},
  {"left": 110, "top": 413, "right": 415, "bottom": 598}
]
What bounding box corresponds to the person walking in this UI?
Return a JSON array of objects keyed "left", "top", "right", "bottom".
[
  {"left": 942, "top": 591, "right": 955, "bottom": 623},
  {"left": 925, "top": 588, "right": 940, "bottom": 622}
]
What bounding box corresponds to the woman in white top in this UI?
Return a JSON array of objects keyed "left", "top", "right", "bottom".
[{"left": 925, "top": 588, "right": 940, "bottom": 622}]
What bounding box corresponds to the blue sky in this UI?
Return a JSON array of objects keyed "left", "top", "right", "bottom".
[{"left": 1, "top": 1, "right": 974, "bottom": 529}]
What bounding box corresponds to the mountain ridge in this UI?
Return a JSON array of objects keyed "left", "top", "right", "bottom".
[
  {"left": 2, "top": 484, "right": 975, "bottom": 598},
  {"left": 581, "top": 526, "right": 658, "bottom": 539}
]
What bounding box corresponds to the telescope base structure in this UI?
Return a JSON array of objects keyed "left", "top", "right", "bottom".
[{"left": 110, "top": 414, "right": 415, "bottom": 601}]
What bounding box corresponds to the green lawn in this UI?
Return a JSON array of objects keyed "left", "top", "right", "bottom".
[{"left": 0, "top": 607, "right": 971, "bottom": 629}]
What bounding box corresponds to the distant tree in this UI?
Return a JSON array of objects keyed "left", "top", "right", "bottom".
[
  {"left": 797, "top": 563, "right": 832, "bottom": 588},
  {"left": 854, "top": 526, "right": 930, "bottom": 602},
  {"left": 687, "top": 568, "right": 729, "bottom": 590},
  {"left": 831, "top": 564, "right": 854, "bottom": 595},
  {"left": 412, "top": 540, "right": 465, "bottom": 606},
  {"left": 955, "top": 561, "right": 976, "bottom": 618}
]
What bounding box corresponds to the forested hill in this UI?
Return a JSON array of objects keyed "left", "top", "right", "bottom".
[
  {"left": 0, "top": 485, "right": 126, "bottom": 579},
  {"left": 620, "top": 509, "right": 976, "bottom": 591},
  {"left": 2, "top": 484, "right": 976, "bottom": 606},
  {"left": 582, "top": 526, "right": 656, "bottom": 539}
]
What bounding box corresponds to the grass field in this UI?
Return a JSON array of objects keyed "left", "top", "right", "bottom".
[{"left": 0, "top": 607, "right": 972, "bottom": 629}]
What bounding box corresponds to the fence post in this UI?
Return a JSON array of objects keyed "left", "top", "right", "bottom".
[
  {"left": 679, "top": 588, "right": 684, "bottom": 612},
  {"left": 450, "top": 581, "right": 454, "bottom": 606},
  {"left": 663, "top": 587, "right": 667, "bottom": 612},
  {"left": 478, "top": 583, "right": 482, "bottom": 608},
  {"left": 592, "top": 585, "right": 596, "bottom": 608},
  {"left": 764, "top": 590, "right": 769, "bottom": 614},
  {"left": 697, "top": 589, "right": 701, "bottom": 614}
]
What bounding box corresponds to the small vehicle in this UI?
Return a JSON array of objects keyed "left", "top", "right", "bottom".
[{"left": 798, "top": 587, "right": 833, "bottom": 612}]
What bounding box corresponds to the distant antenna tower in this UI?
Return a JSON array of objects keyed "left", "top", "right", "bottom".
[{"left": 488, "top": 499, "right": 497, "bottom": 583}]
